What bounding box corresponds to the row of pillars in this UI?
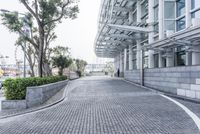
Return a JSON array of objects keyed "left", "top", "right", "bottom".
[{"left": 114, "top": 0, "right": 200, "bottom": 74}]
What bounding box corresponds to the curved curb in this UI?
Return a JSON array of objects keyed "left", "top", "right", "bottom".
[
  {"left": 123, "top": 79, "right": 200, "bottom": 104},
  {"left": 0, "top": 82, "right": 71, "bottom": 119}
]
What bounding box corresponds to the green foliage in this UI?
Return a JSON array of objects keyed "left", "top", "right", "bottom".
[
  {"left": 75, "top": 59, "right": 87, "bottom": 76},
  {"left": 52, "top": 55, "right": 72, "bottom": 75},
  {"left": 4, "top": 76, "right": 67, "bottom": 100},
  {"left": 104, "top": 62, "right": 115, "bottom": 74},
  {"left": 51, "top": 46, "right": 72, "bottom": 76}
]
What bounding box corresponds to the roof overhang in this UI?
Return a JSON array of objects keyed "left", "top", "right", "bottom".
[{"left": 94, "top": 0, "right": 147, "bottom": 58}]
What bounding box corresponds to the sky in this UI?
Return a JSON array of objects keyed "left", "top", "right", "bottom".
[{"left": 0, "top": 0, "right": 110, "bottom": 65}]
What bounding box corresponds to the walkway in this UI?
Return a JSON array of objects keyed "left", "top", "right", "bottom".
[{"left": 0, "top": 76, "right": 200, "bottom": 134}]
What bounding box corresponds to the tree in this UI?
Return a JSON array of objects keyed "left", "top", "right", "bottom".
[
  {"left": 51, "top": 46, "right": 72, "bottom": 76},
  {"left": 1, "top": 0, "right": 79, "bottom": 77},
  {"left": 75, "top": 59, "right": 87, "bottom": 77},
  {"left": 15, "top": 36, "right": 37, "bottom": 77},
  {"left": 104, "top": 62, "right": 114, "bottom": 76}
]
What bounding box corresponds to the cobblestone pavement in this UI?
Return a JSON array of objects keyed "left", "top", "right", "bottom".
[{"left": 0, "top": 76, "right": 199, "bottom": 134}]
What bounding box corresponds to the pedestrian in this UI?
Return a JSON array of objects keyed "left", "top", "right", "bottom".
[{"left": 117, "top": 68, "right": 120, "bottom": 77}]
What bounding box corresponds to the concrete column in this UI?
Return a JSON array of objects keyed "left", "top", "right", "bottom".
[
  {"left": 136, "top": 1, "right": 142, "bottom": 70},
  {"left": 136, "top": 40, "right": 141, "bottom": 69},
  {"left": 185, "top": 0, "right": 192, "bottom": 66},
  {"left": 115, "top": 56, "right": 120, "bottom": 72},
  {"left": 148, "top": 0, "right": 154, "bottom": 68},
  {"left": 129, "top": 45, "right": 133, "bottom": 70},
  {"left": 158, "top": 52, "right": 163, "bottom": 67},
  {"left": 186, "top": 46, "right": 192, "bottom": 66},
  {"left": 158, "top": 0, "right": 164, "bottom": 39},
  {"left": 192, "top": 46, "right": 200, "bottom": 65},
  {"left": 119, "top": 52, "right": 123, "bottom": 73},
  {"left": 166, "top": 56, "right": 173, "bottom": 67},
  {"left": 166, "top": 50, "right": 174, "bottom": 67},
  {"left": 124, "top": 48, "right": 127, "bottom": 72},
  {"left": 148, "top": 50, "right": 154, "bottom": 68}
]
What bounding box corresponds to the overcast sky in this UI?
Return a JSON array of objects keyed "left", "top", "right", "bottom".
[{"left": 0, "top": 0, "right": 110, "bottom": 65}]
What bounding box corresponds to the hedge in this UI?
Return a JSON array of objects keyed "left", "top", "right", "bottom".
[{"left": 3, "top": 76, "right": 67, "bottom": 100}]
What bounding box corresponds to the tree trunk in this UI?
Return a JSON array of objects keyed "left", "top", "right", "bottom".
[
  {"left": 59, "top": 67, "right": 63, "bottom": 76},
  {"left": 38, "top": 26, "right": 44, "bottom": 77}
]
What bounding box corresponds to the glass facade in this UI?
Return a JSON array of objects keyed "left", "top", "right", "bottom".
[
  {"left": 191, "top": 0, "right": 200, "bottom": 19},
  {"left": 176, "top": 0, "right": 185, "bottom": 31},
  {"left": 154, "top": 0, "right": 159, "bottom": 34},
  {"left": 164, "top": 1, "right": 175, "bottom": 32},
  {"left": 141, "top": 0, "right": 148, "bottom": 18},
  {"left": 165, "top": 20, "right": 175, "bottom": 31},
  {"left": 192, "top": 10, "right": 200, "bottom": 18},
  {"left": 164, "top": 2, "right": 175, "bottom": 19},
  {"left": 176, "top": 0, "right": 185, "bottom": 17},
  {"left": 191, "top": 0, "right": 200, "bottom": 9},
  {"left": 177, "top": 17, "right": 186, "bottom": 31}
]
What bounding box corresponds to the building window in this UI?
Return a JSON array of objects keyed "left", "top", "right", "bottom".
[
  {"left": 154, "top": 0, "right": 158, "bottom": 6},
  {"left": 192, "top": 9, "right": 200, "bottom": 18},
  {"left": 141, "top": 0, "right": 148, "bottom": 18},
  {"left": 175, "top": 0, "right": 186, "bottom": 31},
  {"left": 177, "top": 17, "right": 186, "bottom": 31},
  {"left": 164, "top": 1, "right": 175, "bottom": 32},
  {"left": 176, "top": 0, "right": 185, "bottom": 17},
  {"left": 154, "top": 5, "right": 158, "bottom": 22},
  {"left": 191, "top": 0, "right": 200, "bottom": 10},
  {"left": 154, "top": 23, "right": 159, "bottom": 34},
  {"left": 154, "top": 1, "right": 159, "bottom": 35},
  {"left": 165, "top": 2, "right": 175, "bottom": 19},
  {"left": 165, "top": 20, "right": 175, "bottom": 31}
]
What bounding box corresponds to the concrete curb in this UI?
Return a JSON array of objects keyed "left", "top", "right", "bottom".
[
  {"left": 123, "top": 79, "right": 200, "bottom": 104},
  {"left": 0, "top": 81, "right": 72, "bottom": 119}
]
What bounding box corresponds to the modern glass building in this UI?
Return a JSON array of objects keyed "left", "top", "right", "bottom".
[{"left": 94, "top": 0, "right": 200, "bottom": 99}]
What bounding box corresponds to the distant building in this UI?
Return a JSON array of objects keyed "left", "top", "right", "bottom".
[{"left": 85, "top": 64, "right": 106, "bottom": 73}]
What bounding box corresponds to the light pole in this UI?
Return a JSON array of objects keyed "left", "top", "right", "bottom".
[{"left": 0, "top": 9, "right": 30, "bottom": 78}]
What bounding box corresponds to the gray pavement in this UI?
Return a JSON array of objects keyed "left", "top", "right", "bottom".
[{"left": 0, "top": 76, "right": 199, "bottom": 134}]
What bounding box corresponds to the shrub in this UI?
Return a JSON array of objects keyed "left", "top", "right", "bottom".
[{"left": 4, "top": 76, "right": 67, "bottom": 100}]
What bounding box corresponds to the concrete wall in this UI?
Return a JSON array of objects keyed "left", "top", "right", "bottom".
[
  {"left": 144, "top": 66, "right": 200, "bottom": 94},
  {"left": 26, "top": 80, "right": 68, "bottom": 108},
  {"left": 124, "top": 66, "right": 200, "bottom": 95},
  {"left": 124, "top": 70, "right": 140, "bottom": 84}
]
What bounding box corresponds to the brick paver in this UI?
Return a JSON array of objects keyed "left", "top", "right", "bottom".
[{"left": 0, "top": 76, "right": 199, "bottom": 134}]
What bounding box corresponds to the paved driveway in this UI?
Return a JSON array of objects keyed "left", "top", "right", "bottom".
[{"left": 0, "top": 76, "right": 199, "bottom": 134}]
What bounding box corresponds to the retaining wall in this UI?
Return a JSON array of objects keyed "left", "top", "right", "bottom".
[
  {"left": 2, "top": 80, "right": 68, "bottom": 110},
  {"left": 26, "top": 80, "right": 68, "bottom": 108}
]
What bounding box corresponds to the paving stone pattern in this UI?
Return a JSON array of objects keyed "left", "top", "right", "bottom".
[{"left": 0, "top": 77, "right": 199, "bottom": 134}]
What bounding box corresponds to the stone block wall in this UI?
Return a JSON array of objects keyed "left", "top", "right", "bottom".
[
  {"left": 144, "top": 66, "right": 200, "bottom": 94},
  {"left": 124, "top": 66, "right": 200, "bottom": 95},
  {"left": 124, "top": 70, "right": 140, "bottom": 84}
]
